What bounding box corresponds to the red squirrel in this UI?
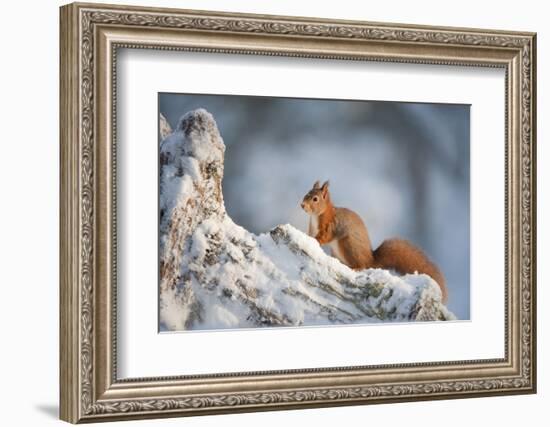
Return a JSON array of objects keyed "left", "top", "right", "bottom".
[{"left": 301, "top": 180, "right": 448, "bottom": 303}]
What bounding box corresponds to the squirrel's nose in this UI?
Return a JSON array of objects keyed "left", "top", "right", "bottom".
[{"left": 300, "top": 202, "right": 305, "bottom": 209}]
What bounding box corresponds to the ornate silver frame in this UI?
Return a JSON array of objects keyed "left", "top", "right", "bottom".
[{"left": 60, "top": 2, "right": 537, "bottom": 423}]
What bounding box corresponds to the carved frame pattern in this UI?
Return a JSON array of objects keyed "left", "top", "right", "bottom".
[{"left": 60, "top": 2, "right": 536, "bottom": 423}]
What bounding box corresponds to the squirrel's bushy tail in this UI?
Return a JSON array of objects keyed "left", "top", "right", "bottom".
[{"left": 373, "top": 238, "right": 448, "bottom": 303}]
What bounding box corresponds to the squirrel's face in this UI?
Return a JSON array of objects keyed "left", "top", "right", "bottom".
[{"left": 301, "top": 180, "right": 330, "bottom": 215}]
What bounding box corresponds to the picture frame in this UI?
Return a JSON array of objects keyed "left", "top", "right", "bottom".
[{"left": 59, "top": 2, "right": 537, "bottom": 423}]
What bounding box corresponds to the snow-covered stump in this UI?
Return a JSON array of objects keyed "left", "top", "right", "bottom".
[{"left": 159, "top": 109, "right": 455, "bottom": 331}]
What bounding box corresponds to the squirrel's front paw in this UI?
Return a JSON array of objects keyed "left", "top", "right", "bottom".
[{"left": 315, "top": 234, "right": 327, "bottom": 245}]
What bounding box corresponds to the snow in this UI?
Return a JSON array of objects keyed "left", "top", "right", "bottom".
[
  {"left": 176, "top": 108, "right": 225, "bottom": 163},
  {"left": 159, "top": 112, "right": 172, "bottom": 141},
  {"left": 159, "top": 109, "right": 455, "bottom": 332}
]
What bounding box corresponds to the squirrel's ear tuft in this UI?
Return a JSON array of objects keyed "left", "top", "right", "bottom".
[
  {"left": 321, "top": 180, "right": 329, "bottom": 197},
  {"left": 313, "top": 180, "right": 320, "bottom": 189}
]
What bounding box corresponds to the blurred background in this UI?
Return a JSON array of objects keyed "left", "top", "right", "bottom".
[{"left": 160, "top": 93, "right": 470, "bottom": 319}]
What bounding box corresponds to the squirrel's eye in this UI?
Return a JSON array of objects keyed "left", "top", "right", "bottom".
[{"left": 313, "top": 196, "right": 318, "bottom": 202}]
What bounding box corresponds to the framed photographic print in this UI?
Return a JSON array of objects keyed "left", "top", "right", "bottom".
[
  {"left": 59, "top": 2, "right": 537, "bottom": 423},
  {"left": 158, "top": 94, "right": 462, "bottom": 333}
]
